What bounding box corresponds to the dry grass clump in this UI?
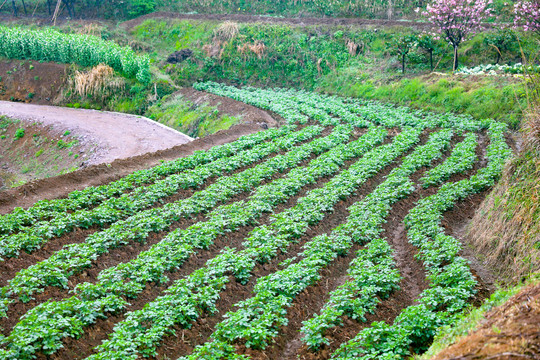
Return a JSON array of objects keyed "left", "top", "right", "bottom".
[
  {"left": 79, "top": 23, "right": 103, "bottom": 37},
  {"left": 213, "top": 21, "right": 239, "bottom": 42},
  {"left": 346, "top": 40, "right": 363, "bottom": 56},
  {"left": 469, "top": 105, "right": 540, "bottom": 283},
  {"left": 237, "top": 41, "right": 267, "bottom": 59},
  {"left": 523, "top": 106, "right": 540, "bottom": 149},
  {"left": 74, "top": 64, "right": 125, "bottom": 99}
]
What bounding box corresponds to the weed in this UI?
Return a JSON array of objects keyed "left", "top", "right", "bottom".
[{"left": 14, "top": 128, "right": 25, "bottom": 140}]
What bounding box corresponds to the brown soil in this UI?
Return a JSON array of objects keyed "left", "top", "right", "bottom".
[
  {"left": 50, "top": 128, "right": 342, "bottom": 360},
  {"left": 0, "top": 124, "right": 513, "bottom": 360},
  {"left": 0, "top": 60, "right": 67, "bottom": 105},
  {"left": 0, "top": 117, "right": 91, "bottom": 190},
  {"left": 432, "top": 283, "right": 540, "bottom": 360},
  {"left": 0, "top": 122, "right": 265, "bottom": 213},
  {"left": 0, "top": 124, "right": 320, "bottom": 338}
]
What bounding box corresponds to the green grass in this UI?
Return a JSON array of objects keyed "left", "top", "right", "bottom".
[
  {"left": 128, "top": 19, "right": 536, "bottom": 129},
  {"left": 418, "top": 273, "right": 540, "bottom": 359},
  {"left": 319, "top": 73, "right": 526, "bottom": 129},
  {"left": 146, "top": 92, "right": 241, "bottom": 138}
]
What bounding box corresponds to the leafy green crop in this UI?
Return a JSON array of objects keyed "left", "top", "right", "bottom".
[{"left": 0, "top": 26, "right": 150, "bottom": 83}]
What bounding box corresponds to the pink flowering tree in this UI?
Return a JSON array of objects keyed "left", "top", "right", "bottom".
[
  {"left": 514, "top": 0, "right": 540, "bottom": 33},
  {"left": 424, "top": 0, "right": 493, "bottom": 71}
]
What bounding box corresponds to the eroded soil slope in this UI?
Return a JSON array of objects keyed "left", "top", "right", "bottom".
[{"left": 432, "top": 283, "right": 540, "bottom": 360}]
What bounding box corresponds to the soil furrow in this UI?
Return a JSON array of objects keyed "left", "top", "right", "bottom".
[
  {"left": 0, "top": 125, "right": 313, "bottom": 281},
  {"left": 27, "top": 129, "right": 362, "bottom": 360},
  {"left": 274, "top": 134, "right": 492, "bottom": 360},
  {"left": 0, "top": 125, "right": 329, "bottom": 336},
  {"left": 149, "top": 129, "right": 428, "bottom": 360}
]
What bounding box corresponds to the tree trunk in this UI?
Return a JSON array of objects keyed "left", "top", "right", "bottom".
[
  {"left": 453, "top": 45, "right": 459, "bottom": 72},
  {"left": 11, "top": 0, "right": 17, "bottom": 15},
  {"left": 430, "top": 50, "right": 433, "bottom": 72},
  {"left": 52, "top": 0, "right": 61, "bottom": 25},
  {"left": 496, "top": 51, "right": 501, "bottom": 65},
  {"left": 402, "top": 53, "right": 405, "bottom": 74},
  {"left": 47, "top": 0, "right": 51, "bottom": 14},
  {"left": 21, "top": 0, "right": 27, "bottom": 14},
  {"left": 387, "top": 0, "right": 393, "bottom": 20},
  {"left": 64, "top": 0, "right": 73, "bottom": 17}
]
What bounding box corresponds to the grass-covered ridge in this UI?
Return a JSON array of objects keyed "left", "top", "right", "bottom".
[{"left": 130, "top": 18, "right": 534, "bottom": 128}]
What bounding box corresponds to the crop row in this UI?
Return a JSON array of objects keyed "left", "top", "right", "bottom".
[
  {"left": 420, "top": 133, "right": 478, "bottom": 188},
  {"left": 0, "top": 26, "right": 150, "bottom": 82},
  {"left": 0, "top": 125, "right": 321, "bottom": 315},
  {"left": 181, "top": 128, "right": 453, "bottom": 359},
  {"left": 0, "top": 124, "right": 365, "bottom": 359},
  {"left": 0, "top": 126, "right": 288, "bottom": 237},
  {"left": 331, "top": 122, "right": 511, "bottom": 360},
  {"left": 301, "top": 130, "right": 480, "bottom": 351},
  {"left": 80, "top": 128, "right": 420, "bottom": 360},
  {"left": 0, "top": 127, "right": 296, "bottom": 261},
  {"left": 194, "top": 82, "right": 372, "bottom": 128},
  {"left": 194, "top": 82, "right": 494, "bottom": 132}
]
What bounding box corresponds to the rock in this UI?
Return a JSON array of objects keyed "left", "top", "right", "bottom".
[{"left": 166, "top": 49, "right": 194, "bottom": 64}]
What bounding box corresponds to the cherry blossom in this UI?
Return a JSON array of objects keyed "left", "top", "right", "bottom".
[
  {"left": 424, "top": 0, "right": 493, "bottom": 70},
  {"left": 514, "top": 0, "right": 540, "bottom": 33}
]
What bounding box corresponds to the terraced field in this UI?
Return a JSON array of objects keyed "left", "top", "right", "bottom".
[{"left": 0, "top": 83, "right": 511, "bottom": 360}]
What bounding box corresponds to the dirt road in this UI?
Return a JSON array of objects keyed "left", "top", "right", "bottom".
[{"left": 0, "top": 101, "right": 193, "bottom": 165}]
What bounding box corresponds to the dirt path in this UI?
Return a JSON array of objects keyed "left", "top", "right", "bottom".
[
  {"left": 0, "top": 101, "right": 193, "bottom": 166},
  {"left": 121, "top": 12, "right": 436, "bottom": 31}
]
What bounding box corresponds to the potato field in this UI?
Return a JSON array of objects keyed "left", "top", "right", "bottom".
[{"left": 0, "top": 83, "right": 511, "bottom": 360}]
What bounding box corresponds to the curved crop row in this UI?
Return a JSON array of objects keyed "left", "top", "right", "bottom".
[
  {"left": 0, "top": 126, "right": 288, "bottom": 237},
  {"left": 182, "top": 128, "right": 453, "bottom": 359},
  {"left": 420, "top": 132, "right": 478, "bottom": 188},
  {"left": 0, "top": 126, "right": 321, "bottom": 314},
  {"left": 301, "top": 130, "right": 479, "bottom": 350},
  {"left": 331, "top": 122, "right": 511, "bottom": 360},
  {"left": 194, "top": 82, "right": 372, "bottom": 128},
  {"left": 0, "top": 26, "right": 150, "bottom": 82},
  {"left": 194, "top": 82, "right": 493, "bottom": 132},
  {"left": 0, "top": 125, "right": 365, "bottom": 360},
  {"left": 0, "top": 128, "right": 296, "bottom": 260},
  {"left": 82, "top": 128, "right": 420, "bottom": 360}
]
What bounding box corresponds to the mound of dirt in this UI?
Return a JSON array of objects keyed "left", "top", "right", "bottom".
[
  {"left": 0, "top": 60, "right": 68, "bottom": 105},
  {"left": 0, "top": 116, "right": 92, "bottom": 190},
  {"left": 0, "top": 101, "right": 193, "bottom": 166},
  {"left": 432, "top": 283, "right": 540, "bottom": 360}
]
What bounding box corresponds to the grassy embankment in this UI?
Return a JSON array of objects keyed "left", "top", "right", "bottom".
[
  {"left": 2, "top": 18, "right": 531, "bottom": 133},
  {"left": 129, "top": 18, "right": 533, "bottom": 129}
]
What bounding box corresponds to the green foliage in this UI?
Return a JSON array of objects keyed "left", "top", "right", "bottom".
[
  {"left": 14, "top": 128, "right": 25, "bottom": 140},
  {"left": 0, "top": 26, "right": 151, "bottom": 83},
  {"left": 128, "top": 0, "right": 156, "bottom": 18},
  {"left": 320, "top": 76, "right": 526, "bottom": 129},
  {"left": 166, "top": 0, "right": 426, "bottom": 18},
  {"left": 0, "top": 84, "right": 512, "bottom": 360},
  {"left": 147, "top": 93, "right": 240, "bottom": 138},
  {"left": 386, "top": 33, "right": 417, "bottom": 73},
  {"left": 483, "top": 28, "right": 519, "bottom": 64}
]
